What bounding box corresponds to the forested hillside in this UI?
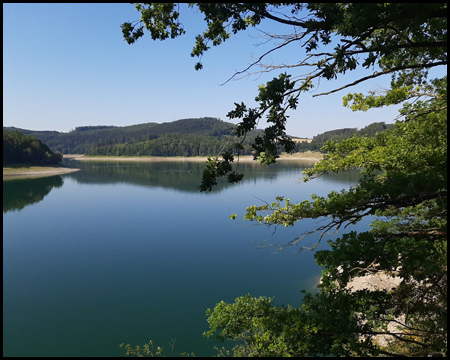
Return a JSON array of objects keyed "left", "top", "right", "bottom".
[
  {"left": 86, "top": 131, "right": 262, "bottom": 157},
  {"left": 4, "top": 117, "right": 233, "bottom": 154},
  {"left": 4, "top": 118, "right": 393, "bottom": 157},
  {"left": 3, "top": 130, "right": 63, "bottom": 165}
]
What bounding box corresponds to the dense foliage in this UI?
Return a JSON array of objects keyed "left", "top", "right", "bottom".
[
  {"left": 122, "top": 3, "right": 447, "bottom": 357},
  {"left": 3, "top": 130, "right": 63, "bottom": 166}
]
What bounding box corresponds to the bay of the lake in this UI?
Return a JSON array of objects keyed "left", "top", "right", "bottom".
[{"left": 3, "top": 159, "right": 368, "bottom": 357}]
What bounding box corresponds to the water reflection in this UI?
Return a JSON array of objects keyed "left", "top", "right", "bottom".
[
  {"left": 3, "top": 176, "right": 63, "bottom": 213},
  {"left": 2, "top": 160, "right": 362, "bottom": 213},
  {"left": 61, "top": 159, "right": 361, "bottom": 193}
]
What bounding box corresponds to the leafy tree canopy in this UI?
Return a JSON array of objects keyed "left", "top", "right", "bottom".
[
  {"left": 122, "top": 3, "right": 447, "bottom": 357},
  {"left": 3, "top": 130, "right": 63, "bottom": 166}
]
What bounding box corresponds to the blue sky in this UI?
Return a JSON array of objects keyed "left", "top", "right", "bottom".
[{"left": 3, "top": 3, "right": 414, "bottom": 138}]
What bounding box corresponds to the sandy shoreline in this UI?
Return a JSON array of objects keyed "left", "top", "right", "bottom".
[
  {"left": 63, "top": 152, "right": 323, "bottom": 162},
  {"left": 3, "top": 167, "right": 81, "bottom": 179}
]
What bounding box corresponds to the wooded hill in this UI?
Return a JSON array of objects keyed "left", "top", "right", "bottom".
[
  {"left": 4, "top": 117, "right": 393, "bottom": 157},
  {"left": 3, "top": 129, "right": 63, "bottom": 165},
  {"left": 4, "top": 117, "right": 232, "bottom": 154}
]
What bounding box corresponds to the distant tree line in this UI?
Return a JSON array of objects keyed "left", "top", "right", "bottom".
[
  {"left": 73, "top": 125, "right": 117, "bottom": 132},
  {"left": 4, "top": 117, "right": 235, "bottom": 154},
  {"left": 87, "top": 121, "right": 394, "bottom": 156},
  {"left": 3, "top": 119, "right": 393, "bottom": 157},
  {"left": 86, "top": 132, "right": 258, "bottom": 157},
  {"left": 3, "top": 130, "right": 63, "bottom": 165}
]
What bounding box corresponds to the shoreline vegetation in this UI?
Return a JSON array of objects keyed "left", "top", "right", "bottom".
[{"left": 2, "top": 152, "right": 323, "bottom": 179}]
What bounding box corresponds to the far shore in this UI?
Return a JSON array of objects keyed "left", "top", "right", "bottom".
[{"left": 63, "top": 151, "right": 324, "bottom": 162}]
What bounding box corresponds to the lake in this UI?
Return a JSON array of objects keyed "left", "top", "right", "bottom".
[{"left": 3, "top": 159, "right": 367, "bottom": 357}]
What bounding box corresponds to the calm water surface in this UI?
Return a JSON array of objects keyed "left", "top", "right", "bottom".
[{"left": 3, "top": 159, "right": 367, "bottom": 357}]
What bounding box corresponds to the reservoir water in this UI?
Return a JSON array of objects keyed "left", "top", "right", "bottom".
[{"left": 3, "top": 159, "right": 366, "bottom": 357}]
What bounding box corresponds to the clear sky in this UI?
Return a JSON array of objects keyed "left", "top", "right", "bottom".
[{"left": 3, "top": 3, "right": 411, "bottom": 138}]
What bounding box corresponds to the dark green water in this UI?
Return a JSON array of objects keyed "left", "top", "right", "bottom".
[{"left": 3, "top": 159, "right": 367, "bottom": 357}]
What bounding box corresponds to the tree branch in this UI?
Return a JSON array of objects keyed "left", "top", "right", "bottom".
[
  {"left": 312, "top": 61, "right": 447, "bottom": 97},
  {"left": 257, "top": 9, "right": 307, "bottom": 28},
  {"left": 220, "top": 36, "right": 306, "bottom": 85}
]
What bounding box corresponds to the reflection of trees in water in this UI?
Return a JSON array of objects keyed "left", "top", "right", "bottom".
[
  {"left": 2, "top": 161, "right": 362, "bottom": 212},
  {"left": 63, "top": 161, "right": 211, "bottom": 192},
  {"left": 62, "top": 159, "right": 361, "bottom": 193},
  {"left": 63, "top": 160, "right": 319, "bottom": 193},
  {"left": 3, "top": 176, "right": 63, "bottom": 213}
]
